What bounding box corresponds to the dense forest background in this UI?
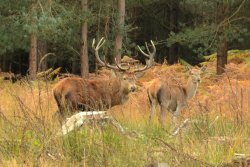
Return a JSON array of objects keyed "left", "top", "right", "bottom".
[{"left": 0, "top": 0, "right": 249, "bottom": 78}]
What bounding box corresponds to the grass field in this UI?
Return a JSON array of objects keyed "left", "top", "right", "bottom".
[{"left": 0, "top": 50, "right": 250, "bottom": 167}]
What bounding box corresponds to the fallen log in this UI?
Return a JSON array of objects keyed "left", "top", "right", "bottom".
[
  {"left": 57, "top": 111, "right": 125, "bottom": 136},
  {"left": 172, "top": 118, "right": 189, "bottom": 136}
]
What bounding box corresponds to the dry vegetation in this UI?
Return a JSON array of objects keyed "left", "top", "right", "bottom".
[{"left": 0, "top": 50, "right": 250, "bottom": 167}]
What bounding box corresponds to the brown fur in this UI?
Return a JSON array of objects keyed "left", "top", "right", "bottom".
[
  {"left": 53, "top": 38, "right": 155, "bottom": 119},
  {"left": 53, "top": 72, "right": 136, "bottom": 118}
]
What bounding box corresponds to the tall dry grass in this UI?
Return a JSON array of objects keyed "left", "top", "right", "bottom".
[{"left": 0, "top": 58, "right": 250, "bottom": 166}]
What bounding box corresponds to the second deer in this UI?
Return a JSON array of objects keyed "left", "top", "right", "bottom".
[{"left": 147, "top": 66, "right": 207, "bottom": 130}]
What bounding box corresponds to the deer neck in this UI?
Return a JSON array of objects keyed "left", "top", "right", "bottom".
[
  {"left": 110, "top": 78, "right": 129, "bottom": 105},
  {"left": 185, "top": 77, "right": 199, "bottom": 100}
]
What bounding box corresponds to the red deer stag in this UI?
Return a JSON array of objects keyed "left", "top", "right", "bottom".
[
  {"left": 147, "top": 66, "right": 206, "bottom": 130},
  {"left": 53, "top": 38, "right": 155, "bottom": 119}
]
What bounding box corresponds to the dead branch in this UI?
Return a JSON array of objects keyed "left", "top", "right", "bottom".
[
  {"left": 172, "top": 118, "right": 189, "bottom": 136},
  {"left": 57, "top": 111, "right": 125, "bottom": 136}
]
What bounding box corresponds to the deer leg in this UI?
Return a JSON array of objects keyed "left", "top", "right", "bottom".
[
  {"left": 53, "top": 92, "right": 64, "bottom": 116},
  {"left": 65, "top": 93, "right": 78, "bottom": 115},
  {"left": 148, "top": 96, "right": 157, "bottom": 124},
  {"left": 52, "top": 96, "right": 67, "bottom": 124},
  {"left": 171, "top": 105, "right": 182, "bottom": 131},
  {"left": 53, "top": 93, "right": 68, "bottom": 123},
  {"left": 158, "top": 102, "right": 169, "bottom": 128}
]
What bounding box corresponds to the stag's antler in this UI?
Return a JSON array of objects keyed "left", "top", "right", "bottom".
[
  {"left": 92, "top": 38, "right": 130, "bottom": 71},
  {"left": 135, "top": 40, "right": 156, "bottom": 72}
]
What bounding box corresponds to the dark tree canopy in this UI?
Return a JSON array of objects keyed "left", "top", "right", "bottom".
[{"left": 0, "top": 0, "right": 249, "bottom": 75}]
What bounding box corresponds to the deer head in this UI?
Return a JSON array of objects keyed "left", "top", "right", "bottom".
[
  {"left": 137, "top": 40, "right": 156, "bottom": 67},
  {"left": 92, "top": 37, "right": 155, "bottom": 92},
  {"left": 186, "top": 65, "right": 207, "bottom": 85}
]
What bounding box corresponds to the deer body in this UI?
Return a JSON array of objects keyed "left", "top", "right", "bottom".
[
  {"left": 53, "top": 38, "right": 155, "bottom": 119},
  {"left": 148, "top": 67, "right": 206, "bottom": 127},
  {"left": 53, "top": 74, "right": 133, "bottom": 116}
]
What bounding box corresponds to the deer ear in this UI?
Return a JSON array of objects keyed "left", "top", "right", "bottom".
[
  {"left": 135, "top": 71, "right": 146, "bottom": 78},
  {"left": 185, "top": 65, "right": 192, "bottom": 73},
  {"left": 200, "top": 66, "right": 207, "bottom": 73}
]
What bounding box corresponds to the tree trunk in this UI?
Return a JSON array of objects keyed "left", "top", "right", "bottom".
[
  {"left": 114, "top": 0, "right": 125, "bottom": 63},
  {"left": 216, "top": 37, "right": 228, "bottom": 75},
  {"left": 29, "top": 33, "right": 38, "bottom": 79},
  {"left": 28, "top": 1, "right": 37, "bottom": 80},
  {"left": 102, "top": 0, "right": 112, "bottom": 67},
  {"left": 80, "top": 0, "right": 89, "bottom": 78},
  {"left": 168, "top": 0, "right": 179, "bottom": 64},
  {"left": 216, "top": 2, "right": 229, "bottom": 75},
  {"left": 104, "top": 0, "right": 111, "bottom": 39}
]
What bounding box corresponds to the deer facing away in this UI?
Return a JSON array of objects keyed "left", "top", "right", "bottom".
[
  {"left": 53, "top": 38, "right": 155, "bottom": 119},
  {"left": 147, "top": 66, "right": 206, "bottom": 129}
]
